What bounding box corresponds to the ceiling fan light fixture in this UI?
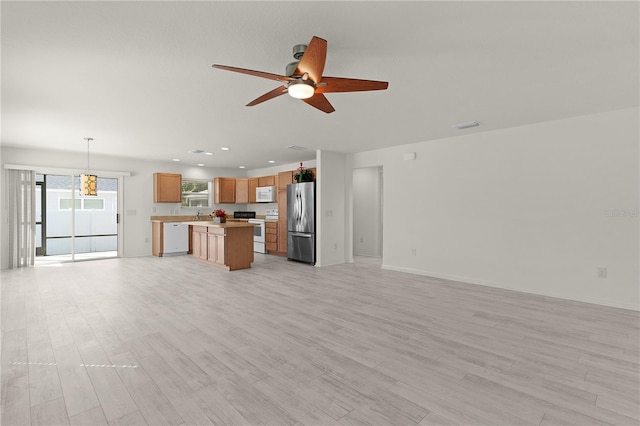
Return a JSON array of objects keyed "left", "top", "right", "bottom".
[
  {"left": 287, "top": 80, "right": 315, "bottom": 99},
  {"left": 213, "top": 36, "right": 388, "bottom": 113}
]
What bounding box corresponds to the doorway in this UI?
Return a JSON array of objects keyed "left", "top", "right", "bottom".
[
  {"left": 35, "top": 173, "right": 119, "bottom": 263},
  {"left": 352, "top": 166, "right": 383, "bottom": 258}
]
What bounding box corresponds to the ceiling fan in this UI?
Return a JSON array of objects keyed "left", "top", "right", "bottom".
[{"left": 212, "top": 36, "right": 388, "bottom": 114}]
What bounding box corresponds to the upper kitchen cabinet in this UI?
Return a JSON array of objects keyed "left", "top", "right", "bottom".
[
  {"left": 258, "top": 175, "right": 275, "bottom": 187},
  {"left": 153, "top": 173, "right": 182, "bottom": 203},
  {"left": 277, "top": 171, "right": 293, "bottom": 188},
  {"left": 236, "top": 178, "right": 249, "bottom": 204},
  {"left": 248, "top": 178, "right": 258, "bottom": 203},
  {"left": 214, "top": 177, "right": 236, "bottom": 204}
]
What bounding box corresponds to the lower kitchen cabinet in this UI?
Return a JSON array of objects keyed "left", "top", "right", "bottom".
[
  {"left": 207, "top": 230, "right": 226, "bottom": 266},
  {"left": 192, "top": 226, "right": 208, "bottom": 261},
  {"left": 265, "top": 221, "right": 277, "bottom": 253},
  {"left": 190, "top": 223, "right": 254, "bottom": 270}
]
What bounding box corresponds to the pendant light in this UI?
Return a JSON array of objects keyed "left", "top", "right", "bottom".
[{"left": 81, "top": 137, "right": 97, "bottom": 196}]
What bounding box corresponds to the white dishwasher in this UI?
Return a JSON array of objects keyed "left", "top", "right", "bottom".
[{"left": 163, "top": 223, "right": 188, "bottom": 255}]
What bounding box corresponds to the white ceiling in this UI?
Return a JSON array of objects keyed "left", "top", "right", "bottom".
[{"left": 2, "top": 1, "right": 638, "bottom": 170}]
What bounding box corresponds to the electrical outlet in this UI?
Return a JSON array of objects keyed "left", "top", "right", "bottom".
[
  {"left": 597, "top": 267, "right": 607, "bottom": 279},
  {"left": 360, "top": 237, "right": 364, "bottom": 243},
  {"left": 411, "top": 248, "right": 417, "bottom": 256},
  {"left": 144, "top": 237, "right": 149, "bottom": 243}
]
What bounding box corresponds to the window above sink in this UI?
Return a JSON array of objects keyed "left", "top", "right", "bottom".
[{"left": 181, "top": 178, "right": 211, "bottom": 208}]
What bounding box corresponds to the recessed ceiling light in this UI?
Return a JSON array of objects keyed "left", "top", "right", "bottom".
[
  {"left": 204, "top": 152, "right": 214, "bottom": 156},
  {"left": 172, "top": 158, "right": 180, "bottom": 162},
  {"left": 189, "top": 149, "right": 204, "bottom": 154},
  {"left": 197, "top": 163, "right": 205, "bottom": 167},
  {"left": 287, "top": 145, "right": 308, "bottom": 151},
  {"left": 451, "top": 121, "right": 480, "bottom": 130},
  {"left": 239, "top": 165, "right": 246, "bottom": 169},
  {"left": 221, "top": 147, "right": 230, "bottom": 151},
  {"left": 268, "top": 160, "right": 276, "bottom": 164}
]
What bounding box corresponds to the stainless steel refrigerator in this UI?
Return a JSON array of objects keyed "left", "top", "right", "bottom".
[{"left": 287, "top": 182, "right": 315, "bottom": 264}]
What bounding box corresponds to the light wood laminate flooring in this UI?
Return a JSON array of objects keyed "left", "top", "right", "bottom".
[{"left": 2, "top": 254, "right": 638, "bottom": 425}]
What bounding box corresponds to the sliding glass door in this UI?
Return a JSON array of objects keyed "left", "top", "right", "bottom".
[{"left": 36, "top": 173, "right": 119, "bottom": 262}]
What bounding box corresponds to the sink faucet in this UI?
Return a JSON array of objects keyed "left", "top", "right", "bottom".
[{"left": 195, "top": 210, "right": 201, "bottom": 220}]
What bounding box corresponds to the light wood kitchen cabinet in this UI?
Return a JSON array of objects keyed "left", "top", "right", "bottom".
[
  {"left": 235, "top": 178, "right": 249, "bottom": 204},
  {"left": 207, "top": 230, "right": 226, "bottom": 266},
  {"left": 278, "top": 213, "right": 287, "bottom": 254},
  {"left": 192, "top": 226, "right": 208, "bottom": 261},
  {"left": 265, "top": 221, "right": 277, "bottom": 253},
  {"left": 153, "top": 173, "right": 182, "bottom": 203},
  {"left": 190, "top": 223, "right": 255, "bottom": 270},
  {"left": 276, "top": 170, "right": 293, "bottom": 255},
  {"left": 214, "top": 177, "right": 236, "bottom": 204},
  {"left": 248, "top": 178, "right": 258, "bottom": 203},
  {"left": 258, "top": 175, "right": 275, "bottom": 187},
  {"left": 277, "top": 171, "right": 293, "bottom": 189},
  {"left": 277, "top": 188, "right": 288, "bottom": 255},
  {"left": 151, "top": 222, "right": 162, "bottom": 256}
]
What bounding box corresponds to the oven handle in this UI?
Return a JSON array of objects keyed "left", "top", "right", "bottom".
[{"left": 290, "top": 233, "right": 312, "bottom": 238}]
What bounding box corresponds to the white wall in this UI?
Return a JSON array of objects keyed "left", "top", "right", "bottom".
[
  {"left": 350, "top": 108, "right": 639, "bottom": 311},
  {"left": 247, "top": 159, "right": 316, "bottom": 178},
  {"left": 316, "top": 150, "right": 347, "bottom": 267},
  {"left": 353, "top": 167, "right": 383, "bottom": 257}
]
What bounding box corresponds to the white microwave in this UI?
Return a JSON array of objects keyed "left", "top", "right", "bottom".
[{"left": 256, "top": 186, "right": 276, "bottom": 203}]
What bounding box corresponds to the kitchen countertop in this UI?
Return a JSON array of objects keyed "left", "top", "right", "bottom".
[
  {"left": 151, "top": 215, "right": 261, "bottom": 223},
  {"left": 182, "top": 221, "right": 258, "bottom": 228}
]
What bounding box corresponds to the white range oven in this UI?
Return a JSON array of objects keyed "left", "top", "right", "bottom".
[{"left": 248, "top": 218, "right": 266, "bottom": 253}]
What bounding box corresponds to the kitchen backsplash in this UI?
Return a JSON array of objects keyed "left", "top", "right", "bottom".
[{"left": 153, "top": 203, "right": 278, "bottom": 217}]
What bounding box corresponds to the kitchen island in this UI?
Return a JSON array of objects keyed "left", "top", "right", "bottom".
[{"left": 183, "top": 221, "right": 257, "bottom": 271}]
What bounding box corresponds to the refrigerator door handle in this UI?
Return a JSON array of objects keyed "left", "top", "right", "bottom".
[{"left": 291, "top": 232, "right": 312, "bottom": 238}]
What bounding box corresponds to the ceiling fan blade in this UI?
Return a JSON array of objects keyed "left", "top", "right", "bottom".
[
  {"left": 315, "top": 76, "right": 389, "bottom": 93},
  {"left": 294, "top": 36, "right": 327, "bottom": 84},
  {"left": 246, "top": 86, "right": 288, "bottom": 106},
  {"left": 302, "top": 93, "right": 335, "bottom": 114},
  {"left": 212, "top": 64, "right": 294, "bottom": 82}
]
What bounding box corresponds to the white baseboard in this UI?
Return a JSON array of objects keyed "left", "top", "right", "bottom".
[{"left": 381, "top": 264, "right": 639, "bottom": 312}]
